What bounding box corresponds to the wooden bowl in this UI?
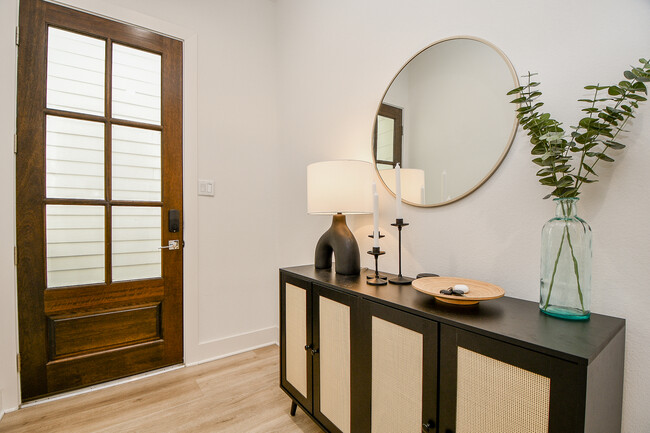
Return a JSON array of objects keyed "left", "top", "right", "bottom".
[{"left": 412, "top": 277, "right": 505, "bottom": 305}]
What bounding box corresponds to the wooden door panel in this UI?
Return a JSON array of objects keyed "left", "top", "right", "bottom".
[
  {"left": 46, "top": 340, "right": 164, "bottom": 391},
  {"left": 16, "top": 0, "right": 183, "bottom": 401},
  {"left": 48, "top": 303, "right": 161, "bottom": 359},
  {"left": 44, "top": 280, "right": 164, "bottom": 315}
]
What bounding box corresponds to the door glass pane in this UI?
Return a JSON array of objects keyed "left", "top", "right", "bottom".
[
  {"left": 112, "top": 206, "right": 161, "bottom": 282},
  {"left": 376, "top": 115, "right": 395, "bottom": 162},
  {"left": 46, "top": 116, "right": 104, "bottom": 199},
  {"left": 112, "top": 125, "right": 161, "bottom": 201},
  {"left": 47, "top": 27, "right": 105, "bottom": 116},
  {"left": 46, "top": 205, "right": 105, "bottom": 288},
  {"left": 112, "top": 44, "right": 161, "bottom": 125}
]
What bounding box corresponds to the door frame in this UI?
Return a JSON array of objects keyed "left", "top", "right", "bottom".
[{"left": 8, "top": 0, "right": 200, "bottom": 406}]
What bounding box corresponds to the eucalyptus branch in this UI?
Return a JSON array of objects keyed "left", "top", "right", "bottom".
[{"left": 509, "top": 58, "right": 650, "bottom": 199}]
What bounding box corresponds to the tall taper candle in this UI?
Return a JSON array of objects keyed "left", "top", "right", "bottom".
[
  {"left": 372, "top": 182, "right": 379, "bottom": 247},
  {"left": 395, "top": 163, "right": 403, "bottom": 219}
]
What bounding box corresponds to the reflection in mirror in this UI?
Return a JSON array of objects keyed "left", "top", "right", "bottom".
[{"left": 373, "top": 37, "right": 518, "bottom": 207}]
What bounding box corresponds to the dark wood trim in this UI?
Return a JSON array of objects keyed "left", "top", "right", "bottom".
[
  {"left": 16, "top": 0, "right": 48, "bottom": 399},
  {"left": 43, "top": 109, "right": 165, "bottom": 131}
]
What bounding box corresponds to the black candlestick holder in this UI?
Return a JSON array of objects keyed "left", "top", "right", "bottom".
[
  {"left": 367, "top": 232, "right": 387, "bottom": 285},
  {"left": 389, "top": 218, "right": 414, "bottom": 285}
]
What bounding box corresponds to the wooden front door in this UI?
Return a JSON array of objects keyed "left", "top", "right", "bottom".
[{"left": 16, "top": 0, "right": 183, "bottom": 401}]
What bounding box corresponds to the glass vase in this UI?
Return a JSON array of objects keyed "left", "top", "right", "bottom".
[{"left": 539, "top": 198, "right": 592, "bottom": 320}]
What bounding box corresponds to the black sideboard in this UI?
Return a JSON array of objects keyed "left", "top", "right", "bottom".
[{"left": 279, "top": 265, "right": 625, "bottom": 433}]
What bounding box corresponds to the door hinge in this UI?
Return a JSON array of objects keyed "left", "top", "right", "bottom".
[
  {"left": 15, "top": 26, "right": 19, "bottom": 46},
  {"left": 14, "top": 246, "right": 18, "bottom": 265},
  {"left": 17, "top": 353, "right": 21, "bottom": 373},
  {"left": 14, "top": 134, "right": 18, "bottom": 154}
]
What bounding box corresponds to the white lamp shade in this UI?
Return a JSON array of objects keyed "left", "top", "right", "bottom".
[
  {"left": 380, "top": 168, "right": 426, "bottom": 205},
  {"left": 307, "top": 160, "right": 374, "bottom": 214}
]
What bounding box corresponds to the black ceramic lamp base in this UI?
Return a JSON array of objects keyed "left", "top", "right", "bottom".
[{"left": 314, "top": 213, "right": 360, "bottom": 275}]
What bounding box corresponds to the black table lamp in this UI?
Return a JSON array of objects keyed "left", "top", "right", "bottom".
[{"left": 307, "top": 160, "right": 373, "bottom": 275}]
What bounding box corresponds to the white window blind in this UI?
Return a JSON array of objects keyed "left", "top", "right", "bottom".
[
  {"left": 112, "top": 44, "right": 161, "bottom": 125},
  {"left": 112, "top": 125, "right": 161, "bottom": 201},
  {"left": 47, "top": 27, "right": 105, "bottom": 116},
  {"left": 46, "top": 116, "right": 105, "bottom": 200},
  {"left": 46, "top": 205, "right": 105, "bottom": 288},
  {"left": 112, "top": 206, "right": 162, "bottom": 282}
]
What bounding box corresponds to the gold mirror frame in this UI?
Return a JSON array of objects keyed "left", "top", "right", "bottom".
[{"left": 372, "top": 36, "right": 519, "bottom": 207}]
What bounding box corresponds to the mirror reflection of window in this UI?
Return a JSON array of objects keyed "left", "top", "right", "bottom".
[{"left": 374, "top": 103, "right": 403, "bottom": 168}]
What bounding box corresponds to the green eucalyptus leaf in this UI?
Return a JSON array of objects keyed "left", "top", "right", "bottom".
[
  {"left": 579, "top": 118, "right": 597, "bottom": 128},
  {"left": 539, "top": 176, "right": 558, "bottom": 186},
  {"left": 582, "top": 163, "right": 597, "bottom": 176},
  {"left": 628, "top": 94, "right": 647, "bottom": 101},
  {"left": 510, "top": 96, "right": 527, "bottom": 104},
  {"left": 624, "top": 70, "right": 636, "bottom": 80},
  {"left": 608, "top": 86, "right": 623, "bottom": 95},
  {"left": 604, "top": 141, "right": 626, "bottom": 149},
  {"left": 507, "top": 86, "right": 525, "bottom": 95},
  {"left": 596, "top": 153, "right": 615, "bottom": 162},
  {"left": 632, "top": 81, "right": 648, "bottom": 94},
  {"left": 619, "top": 81, "right": 632, "bottom": 90},
  {"left": 531, "top": 143, "right": 547, "bottom": 155},
  {"left": 543, "top": 193, "right": 553, "bottom": 200}
]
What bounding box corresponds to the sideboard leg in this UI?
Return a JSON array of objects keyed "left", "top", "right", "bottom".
[{"left": 290, "top": 401, "right": 297, "bottom": 416}]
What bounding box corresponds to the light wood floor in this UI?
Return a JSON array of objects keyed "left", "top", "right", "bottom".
[{"left": 0, "top": 345, "right": 322, "bottom": 433}]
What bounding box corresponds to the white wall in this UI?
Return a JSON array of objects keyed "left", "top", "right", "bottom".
[{"left": 275, "top": 1, "right": 650, "bottom": 432}]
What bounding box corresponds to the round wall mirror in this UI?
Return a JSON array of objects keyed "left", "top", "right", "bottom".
[{"left": 373, "top": 36, "right": 519, "bottom": 207}]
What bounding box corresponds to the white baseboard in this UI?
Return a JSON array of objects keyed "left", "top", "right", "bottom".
[{"left": 188, "top": 326, "right": 279, "bottom": 366}]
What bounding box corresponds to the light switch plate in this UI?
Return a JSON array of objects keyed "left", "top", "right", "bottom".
[{"left": 198, "top": 179, "right": 214, "bottom": 196}]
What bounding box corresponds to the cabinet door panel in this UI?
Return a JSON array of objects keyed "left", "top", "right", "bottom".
[
  {"left": 313, "top": 285, "right": 355, "bottom": 433},
  {"left": 280, "top": 274, "right": 312, "bottom": 412},
  {"left": 440, "top": 324, "right": 586, "bottom": 433},
  {"left": 366, "top": 301, "right": 438, "bottom": 433},
  {"left": 456, "top": 346, "right": 550, "bottom": 433},
  {"left": 285, "top": 283, "right": 308, "bottom": 397},
  {"left": 372, "top": 316, "right": 423, "bottom": 433},
  {"left": 317, "top": 294, "right": 351, "bottom": 432}
]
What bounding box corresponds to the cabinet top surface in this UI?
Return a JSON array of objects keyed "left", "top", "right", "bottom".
[{"left": 281, "top": 265, "right": 625, "bottom": 364}]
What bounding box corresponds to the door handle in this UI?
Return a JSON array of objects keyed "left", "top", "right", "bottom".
[{"left": 159, "top": 240, "right": 180, "bottom": 250}]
